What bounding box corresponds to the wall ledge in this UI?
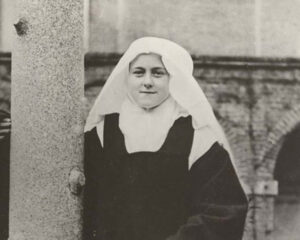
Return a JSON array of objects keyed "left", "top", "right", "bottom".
[{"left": 2, "top": 52, "right": 300, "bottom": 69}]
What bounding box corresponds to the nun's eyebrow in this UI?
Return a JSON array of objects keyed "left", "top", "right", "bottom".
[
  {"left": 132, "top": 67, "right": 145, "bottom": 70},
  {"left": 132, "top": 66, "right": 166, "bottom": 70},
  {"left": 152, "top": 67, "right": 167, "bottom": 71}
]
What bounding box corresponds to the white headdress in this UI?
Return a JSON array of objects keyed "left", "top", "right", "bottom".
[{"left": 84, "top": 37, "right": 233, "bottom": 168}]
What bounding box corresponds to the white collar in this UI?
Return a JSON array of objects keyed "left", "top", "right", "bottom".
[{"left": 119, "top": 96, "right": 187, "bottom": 153}]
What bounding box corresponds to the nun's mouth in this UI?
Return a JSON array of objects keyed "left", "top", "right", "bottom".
[{"left": 139, "top": 91, "right": 157, "bottom": 94}]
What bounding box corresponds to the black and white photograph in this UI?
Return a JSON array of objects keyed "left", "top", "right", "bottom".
[{"left": 0, "top": 1, "right": 300, "bottom": 240}]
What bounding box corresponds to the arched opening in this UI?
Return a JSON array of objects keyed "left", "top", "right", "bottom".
[{"left": 272, "top": 124, "right": 300, "bottom": 240}]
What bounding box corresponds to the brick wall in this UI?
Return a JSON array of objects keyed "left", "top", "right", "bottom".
[
  {"left": 2, "top": 52, "right": 300, "bottom": 239},
  {"left": 0, "top": 52, "right": 10, "bottom": 112}
]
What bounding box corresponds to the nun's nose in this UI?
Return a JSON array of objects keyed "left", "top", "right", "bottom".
[
  {"left": 143, "top": 83, "right": 153, "bottom": 89},
  {"left": 143, "top": 73, "right": 154, "bottom": 88}
]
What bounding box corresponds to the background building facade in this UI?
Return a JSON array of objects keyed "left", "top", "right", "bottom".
[{"left": 2, "top": 0, "right": 300, "bottom": 57}]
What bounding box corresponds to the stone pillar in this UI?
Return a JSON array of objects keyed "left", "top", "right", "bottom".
[
  {"left": 83, "top": 0, "right": 90, "bottom": 52},
  {"left": 10, "top": 1, "right": 84, "bottom": 239}
]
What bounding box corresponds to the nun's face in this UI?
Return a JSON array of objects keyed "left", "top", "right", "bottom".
[{"left": 128, "top": 53, "right": 170, "bottom": 110}]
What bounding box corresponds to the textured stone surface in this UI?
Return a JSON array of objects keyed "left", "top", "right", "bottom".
[{"left": 10, "top": 1, "right": 84, "bottom": 239}]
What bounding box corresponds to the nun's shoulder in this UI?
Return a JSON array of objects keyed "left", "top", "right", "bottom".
[
  {"left": 201, "top": 141, "right": 229, "bottom": 160},
  {"left": 190, "top": 141, "right": 231, "bottom": 173},
  {"left": 84, "top": 127, "right": 102, "bottom": 148},
  {"left": 173, "top": 115, "right": 193, "bottom": 129},
  {"left": 84, "top": 127, "right": 97, "bottom": 139}
]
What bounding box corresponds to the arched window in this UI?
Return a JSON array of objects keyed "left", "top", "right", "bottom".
[{"left": 272, "top": 124, "right": 300, "bottom": 240}]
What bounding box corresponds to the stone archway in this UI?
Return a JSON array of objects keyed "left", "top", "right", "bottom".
[
  {"left": 256, "top": 105, "right": 300, "bottom": 178},
  {"left": 271, "top": 124, "right": 300, "bottom": 240},
  {"left": 253, "top": 106, "right": 300, "bottom": 240},
  {"left": 215, "top": 109, "right": 253, "bottom": 184}
]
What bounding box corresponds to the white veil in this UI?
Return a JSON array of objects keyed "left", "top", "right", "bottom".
[{"left": 84, "top": 37, "right": 233, "bottom": 168}]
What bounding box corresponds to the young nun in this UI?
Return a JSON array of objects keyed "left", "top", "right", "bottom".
[{"left": 83, "top": 37, "right": 248, "bottom": 240}]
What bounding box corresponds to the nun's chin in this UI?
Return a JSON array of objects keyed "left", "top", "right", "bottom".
[
  {"left": 141, "top": 104, "right": 160, "bottom": 111},
  {"left": 138, "top": 95, "right": 171, "bottom": 111},
  {"left": 127, "top": 92, "right": 170, "bottom": 111}
]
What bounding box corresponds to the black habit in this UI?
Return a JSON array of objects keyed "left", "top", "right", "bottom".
[{"left": 83, "top": 113, "right": 248, "bottom": 240}]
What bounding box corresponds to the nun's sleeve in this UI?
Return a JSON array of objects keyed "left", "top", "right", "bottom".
[
  {"left": 83, "top": 128, "right": 103, "bottom": 240},
  {"left": 169, "top": 143, "right": 248, "bottom": 240}
]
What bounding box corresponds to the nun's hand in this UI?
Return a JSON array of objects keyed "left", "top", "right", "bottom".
[{"left": 0, "top": 118, "right": 11, "bottom": 140}]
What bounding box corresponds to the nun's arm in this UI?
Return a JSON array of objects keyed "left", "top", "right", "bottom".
[{"left": 168, "top": 143, "right": 248, "bottom": 240}]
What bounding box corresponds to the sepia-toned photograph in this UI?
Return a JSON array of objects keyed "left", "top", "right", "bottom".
[{"left": 0, "top": 1, "right": 300, "bottom": 240}]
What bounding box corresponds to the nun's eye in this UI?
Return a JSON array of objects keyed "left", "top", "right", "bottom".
[
  {"left": 132, "top": 70, "right": 145, "bottom": 77},
  {"left": 152, "top": 69, "right": 167, "bottom": 78}
]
